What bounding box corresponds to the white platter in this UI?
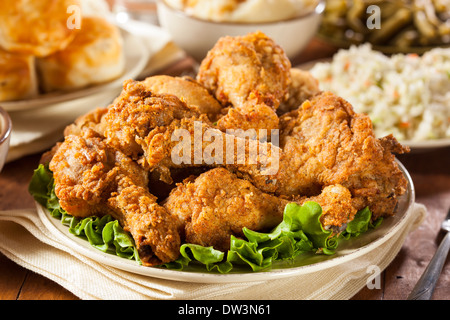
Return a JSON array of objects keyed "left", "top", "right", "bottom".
[{"left": 36, "top": 161, "right": 415, "bottom": 284}]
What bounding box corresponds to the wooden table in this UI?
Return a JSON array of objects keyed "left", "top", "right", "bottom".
[{"left": 0, "top": 38, "right": 449, "bottom": 300}]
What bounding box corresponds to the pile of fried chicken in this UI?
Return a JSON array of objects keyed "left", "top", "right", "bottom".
[{"left": 43, "top": 32, "right": 409, "bottom": 267}]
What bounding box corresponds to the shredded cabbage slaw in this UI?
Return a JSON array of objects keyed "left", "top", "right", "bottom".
[{"left": 310, "top": 44, "right": 450, "bottom": 142}]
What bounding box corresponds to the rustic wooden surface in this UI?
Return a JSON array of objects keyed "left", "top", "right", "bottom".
[{"left": 0, "top": 34, "right": 449, "bottom": 300}]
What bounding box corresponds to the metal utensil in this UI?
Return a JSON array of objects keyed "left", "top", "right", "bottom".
[{"left": 407, "top": 207, "right": 450, "bottom": 300}]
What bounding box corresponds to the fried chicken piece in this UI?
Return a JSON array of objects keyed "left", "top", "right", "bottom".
[
  {"left": 216, "top": 102, "right": 280, "bottom": 135},
  {"left": 103, "top": 79, "right": 280, "bottom": 188},
  {"left": 49, "top": 128, "right": 180, "bottom": 265},
  {"left": 142, "top": 75, "right": 223, "bottom": 121},
  {"left": 163, "top": 168, "right": 287, "bottom": 251},
  {"left": 140, "top": 116, "right": 280, "bottom": 186},
  {"left": 275, "top": 91, "right": 409, "bottom": 220},
  {"left": 104, "top": 79, "right": 202, "bottom": 162},
  {"left": 278, "top": 68, "right": 320, "bottom": 115},
  {"left": 197, "top": 31, "right": 291, "bottom": 133},
  {"left": 296, "top": 184, "right": 357, "bottom": 234},
  {"left": 64, "top": 106, "right": 108, "bottom": 137},
  {"left": 107, "top": 182, "right": 180, "bottom": 265},
  {"left": 164, "top": 168, "right": 358, "bottom": 251}
]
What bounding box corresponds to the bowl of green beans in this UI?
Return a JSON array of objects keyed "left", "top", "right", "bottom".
[{"left": 318, "top": 0, "right": 450, "bottom": 54}]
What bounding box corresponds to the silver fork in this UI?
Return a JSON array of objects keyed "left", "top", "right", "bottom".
[{"left": 407, "top": 207, "right": 450, "bottom": 300}]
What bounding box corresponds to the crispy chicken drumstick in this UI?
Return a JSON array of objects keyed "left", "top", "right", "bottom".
[
  {"left": 49, "top": 128, "right": 181, "bottom": 266},
  {"left": 103, "top": 80, "right": 280, "bottom": 188}
]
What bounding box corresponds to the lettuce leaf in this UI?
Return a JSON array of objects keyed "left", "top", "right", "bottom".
[
  {"left": 227, "top": 236, "right": 276, "bottom": 271},
  {"left": 340, "top": 206, "right": 382, "bottom": 239},
  {"left": 163, "top": 243, "right": 233, "bottom": 273},
  {"left": 29, "top": 164, "right": 140, "bottom": 263},
  {"left": 28, "top": 163, "right": 54, "bottom": 208},
  {"left": 283, "top": 201, "right": 339, "bottom": 253}
]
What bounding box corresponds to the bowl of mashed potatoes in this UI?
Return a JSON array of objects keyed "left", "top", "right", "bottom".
[{"left": 157, "top": 0, "right": 324, "bottom": 61}]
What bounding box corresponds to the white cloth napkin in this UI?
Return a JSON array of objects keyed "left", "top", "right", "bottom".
[
  {"left": 6, "top": 20, "right": 185, "bottom": 163},
  {"left": 0, "top": 203, "right": 427, "bottom": 300}
]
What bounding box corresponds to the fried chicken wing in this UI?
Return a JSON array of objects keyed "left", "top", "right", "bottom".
[
  {"left": 49, "top": 128, "right": 180, "bottom": 265},
  {"left": 104, "top": 79, "right": 202, "bottom": 161},
  {"left": 274, "top": 91, "right": 409, "bottom": 219},
  {"left": 197, "top": 31, "right": 291, "bottom": 133}
]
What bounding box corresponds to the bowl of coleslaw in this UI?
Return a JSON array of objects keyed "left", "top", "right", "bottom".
[{"left": 309, "top": 44, "right": 450, "bottom": 149}]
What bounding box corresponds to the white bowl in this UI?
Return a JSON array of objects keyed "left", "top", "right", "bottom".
[
  {"left": 157, "top": 0, "right": 324, "bottom": 61},
  {"left": 0, "top": 106, "right": 11, "bottom": 172}
]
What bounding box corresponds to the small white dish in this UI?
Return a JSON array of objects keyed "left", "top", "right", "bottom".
[{"left": 0, "top": 106, "right": 11, "bottom": 172}]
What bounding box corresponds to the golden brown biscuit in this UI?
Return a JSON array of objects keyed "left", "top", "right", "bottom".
[
  {"left": 37, "top": 16, "right": 124, "bottom": 92},
  {"left": 0, "top": 0, "right": 80, "bottom": 57},
  {"left": 0, "top": 48, "right": 38, "bottom": 101}
]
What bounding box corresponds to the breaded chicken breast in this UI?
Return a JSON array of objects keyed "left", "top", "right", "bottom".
[{"left": 275, "top": 91, "right": 409, "bottom": 219}]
